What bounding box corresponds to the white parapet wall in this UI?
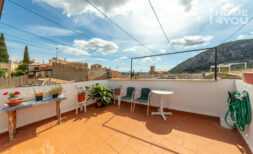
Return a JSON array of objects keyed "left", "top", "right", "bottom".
[
  {"left": 0, "top": 80, "right": 108, "bottom": 134},
  {"left": 1, "top": 79, "right": 252, "bottom": 151},
  {"left": 108, "top": 79, "right": 235, "bottom": 118},
  {"left": 0, "top": 79, "right": 236, "bottom": 134},
  {"left": 235, "top": 80, "right": 253, "bottom": 151}
]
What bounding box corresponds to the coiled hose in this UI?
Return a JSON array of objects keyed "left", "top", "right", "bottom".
[{"left": 225, "top": 91, "right": 252, "bottom": 131}]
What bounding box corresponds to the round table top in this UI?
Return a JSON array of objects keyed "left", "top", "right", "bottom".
[{"left": 151, "top": 90, "right": 174, "bottom": 95}]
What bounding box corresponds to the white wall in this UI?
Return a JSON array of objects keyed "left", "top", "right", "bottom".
[
  {"left": 235, "top": 80, "right": 253, "bottom": 151},
  {"left": 0, "top": 80, "right": 108, "bottom": 133},
  {"left": 2, "top": 79, "right": 252, "bottom": 151},
  {"left": 0, "top": 79, "right": 236, "bottom": 134},
  {"left": 108, "top": 79, "right": 235, "bottom": 118}
]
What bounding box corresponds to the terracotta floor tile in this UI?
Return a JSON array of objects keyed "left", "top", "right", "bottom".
[{"left": 0, "top": 105, "right": 251, "bottom": 154}]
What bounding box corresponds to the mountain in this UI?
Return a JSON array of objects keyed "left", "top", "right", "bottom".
[{"left": 170, "top": 39, "right": 253, "bottom": 73}]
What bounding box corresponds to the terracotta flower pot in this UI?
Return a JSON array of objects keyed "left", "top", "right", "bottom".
[
  {"left": 52, "top": 94, "right": 59, "bottom": 98},
  {"left": 7, "top": 98, "right": 23, "bottom": 106},
  {"left": 96, "top": 101, "right": 103, "bottom": 108},
  {"left": 243, "top": 72, "right": 253, "bottom": 84},
  {"left": 35, "top": 95, "right": 43, "bottom": 101},
  {"left": 35, "top": 92, "right": 44, "bottom": 101},
  {"left": 77, "top": 92, "right": 86, "bottom": 102}
]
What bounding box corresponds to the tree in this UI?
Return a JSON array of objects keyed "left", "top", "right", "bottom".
[
  {"left": 0, "top": 33, "right": 9, "bottom": 63},
  {"left": 13, "top": 64, "right": 27, "bottom": 76},
  {"left": 23, "top": 46, "right": 30, "bottom": 64},
  {"left": 0, "top": 68, "right": 6, "bottom": 78}
]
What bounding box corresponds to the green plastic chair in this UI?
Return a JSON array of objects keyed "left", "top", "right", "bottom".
[
  {"left": 133, "top": 88, "right": 151, "bottom": 115},
  {"left": 118, "top": 87, "right": 135, "bottom": 111}
]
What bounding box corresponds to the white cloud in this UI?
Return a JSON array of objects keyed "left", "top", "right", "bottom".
[
  {"left": 55, "top": 38, "right": 118, "bottom": 56},
  {"left": 74, "top": 38, "right": 118, "bottom": 54},
  {"left": 36, "top": 0, "right": 233, "bottom": 46},
  {"left": 123, "top": 46, "right": 153, "bottom": 56},
  {"left": 36, "top": 0, "right": 129, "bottom": 17},
  {"left": 36, "top": 0, "right": 203, "bottom": 43},
  {"left": 57, "top": 45, "right": 89, "bottom": 56},
  {"left": 118, "top": 56, "right": 128, "bottom": 60},
  {"left": 170, "top": 35, "right": 213, "bottom": 46},
  {"left": 237, "top": 33, "right": 253, "bottom": 40},
  {"left": 28, "top": 25, "right": 74, "bottom": 37},
  {"left": 141, "top": 57, "right": 161, "bottom": 63},
  {"left": 160, "top": 49, "right": 167, "bottom": 53},
  {"left": 113, "top": 56, "right": 129, "bottom": 63},
  {"left": 179, "top": 0, "right": 194, "bottom": 12},
  {"left": 221, "top": 3, "right": 241, "bottom": 16}
]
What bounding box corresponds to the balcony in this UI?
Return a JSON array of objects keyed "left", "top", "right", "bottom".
[{"left": 0, "top": 79, "right": 252, "bottom": 154}]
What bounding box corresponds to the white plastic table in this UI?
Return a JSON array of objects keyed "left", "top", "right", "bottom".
[{"left": 151, "top": 90, "right": 174, "bottom": 120}]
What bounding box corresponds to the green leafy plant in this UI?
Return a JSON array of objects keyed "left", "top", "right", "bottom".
[
  {"left": 49, "top": 85, "right": 63, "bottom": 98},
  {"left": 13, "top": 64, "right": 28, "bottom": 76},
  {"left": 0, "top": 68, "right": 6, "bottom": 78},
  {"left": 89, "top": 83, "right": 113, "bottom": 107}
]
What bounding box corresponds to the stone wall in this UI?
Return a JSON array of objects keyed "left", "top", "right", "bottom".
[{"left": 52, "top": 62, "right": 89, "bottom": 81}]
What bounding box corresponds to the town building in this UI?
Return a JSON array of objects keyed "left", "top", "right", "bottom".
[
  {"left": 50, "top": 58, "right": 89, "bottom": 82},
  {"left": 28, "top": 63, "right": 53, "bottom": 78},
  {"left": 0, "top": 61, "right": 19, "bottom": 77}
]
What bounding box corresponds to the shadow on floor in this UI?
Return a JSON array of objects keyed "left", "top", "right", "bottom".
[
  {"left": 0, "top": 104, "right": 250, "bottom": 154},
  {"left": 104, "top": 103, "right": 250, "bottom": 154},
  {"left": 0, "top": 109, "right": 98, "bottom": 153}
]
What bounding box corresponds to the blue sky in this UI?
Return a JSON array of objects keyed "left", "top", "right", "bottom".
[{"left": 0, "top": 0, "right": 253, "bottom": 72}]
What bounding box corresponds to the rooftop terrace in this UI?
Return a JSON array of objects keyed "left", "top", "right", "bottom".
[
  {"left": 0, "top": 79, "right": 252, "bottom": 154},
  {"left": 0, "top": 105, "right": 250, "bottom": 154}
]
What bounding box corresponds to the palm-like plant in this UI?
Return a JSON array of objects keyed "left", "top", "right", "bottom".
[{"left": 89, "top": 83, "right": 113, "bottom": 107}]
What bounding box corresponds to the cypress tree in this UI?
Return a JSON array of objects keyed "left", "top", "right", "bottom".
[
  {"left": 0, "top": 33, "right": 9, "bottom": 63},
  {"left": 23, "top": 46, "right": 30, "bottom": 64}
]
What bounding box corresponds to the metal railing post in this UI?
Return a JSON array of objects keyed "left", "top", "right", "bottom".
[
  {"left": 130, "top": 58, "right": 133, "bottom": 80},
  {"left": 214, "top": 47, "right": 218, "bottom": 81}
]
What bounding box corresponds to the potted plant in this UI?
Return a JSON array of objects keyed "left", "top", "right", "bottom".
[
  {"left": 33, "top": 88, "right": 44, "bottom": 101},
  {"left": 49, "top": 85, "right": 63, "bottom": 98},
  {"left": 89, "top": 83, "right": 113, "bottom": 107},
  {"left": 35, "top": 91, "right": 44, "bottom": 101},
  {"left": 76, "top": 86, "right": 86, "bottom": 103},
  {"left": 3, "top": 90, "right": 23, "bottom": 106}
]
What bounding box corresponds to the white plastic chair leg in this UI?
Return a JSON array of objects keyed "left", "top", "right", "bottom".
[
  {"left": 118, "top": 98, "right": 121, "bottom": 108},
  {"left": 132, "top": 103, "right": 135, "bottom": 112},
  {"left": 84, "top": 103, "right": 87, "bottom": 112},
  {"left": 80, "top": 104, "right": 83, "bottom": 112},
  {"left": 75, "top": 107, "right": 78, "bottom": 115}
]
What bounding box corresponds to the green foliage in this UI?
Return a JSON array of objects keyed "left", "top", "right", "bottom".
[
  {"left": 0, "top": 33, "right": 9, "bottom": 63},
  {"left": 49, "top": 85, "right": 63, "bottom": 95},
  {"left": 23, "top": 46, "right": 30, "bottom": 64},
  {"left": 0, "top": 68, "right": 6, "bottom": 77},
  {"left": 13, "top": 64, "right": 28, "bottom": 76},
  {"left": 89, "top": 83, "right": 113, "bottom": 106},
  {"left": 12, "top": 46, "right": 30, "bottom": 76}
]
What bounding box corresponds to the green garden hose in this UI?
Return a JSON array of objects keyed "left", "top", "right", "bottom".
[{"left": 225, "top": 91, "right": 252, "bottom": 132}]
